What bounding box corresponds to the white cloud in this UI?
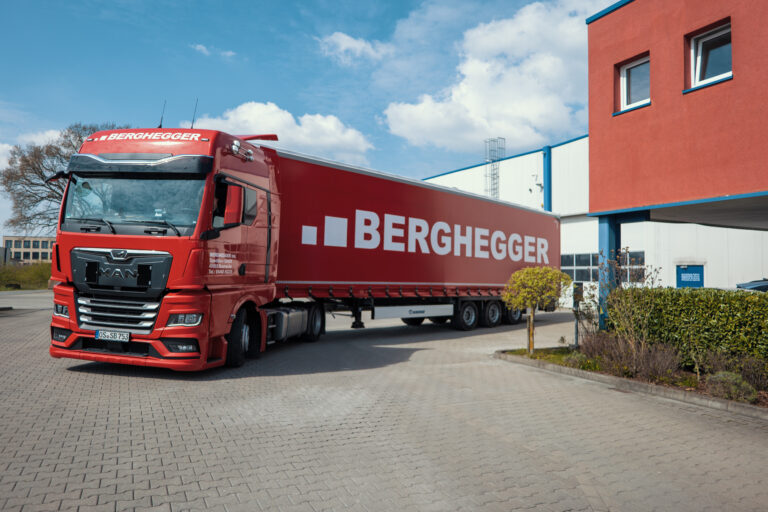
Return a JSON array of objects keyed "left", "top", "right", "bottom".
[
  {"left": 190, "top": 43, "right": 210, "bottom": 56},
  {"left": 318, "top": 32, "right": 393, "bottom": 65},
  {"left": 16, "top": 129, "right": 60, "bottom": 146},
  {"left": 384, "top": 0, "right": 609, "bottom": 153},
  {"left": 0, "top": 143, "right": 12, "bottom": 169},
  {"left": 183, "top": 102, "right": 373, "bottom": 165},
  {"left": 220, "top": 50, "right": 236, "bottom": 58}
]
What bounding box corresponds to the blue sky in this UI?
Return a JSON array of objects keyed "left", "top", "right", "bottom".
[{"left": 0, "top": 0, "right": 612, "bottom": 233}]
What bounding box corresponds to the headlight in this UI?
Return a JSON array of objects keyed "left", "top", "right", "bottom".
[
  {"left": 167, "top": 313, "right": 203, "bottom": 326},
  {"left": 53, "top": 303, "right": 69, "bottom": 318}
]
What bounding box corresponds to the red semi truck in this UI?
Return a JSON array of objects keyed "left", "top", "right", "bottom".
[{"left": 48, "top": 128, "right": 560, "bottom": 371}]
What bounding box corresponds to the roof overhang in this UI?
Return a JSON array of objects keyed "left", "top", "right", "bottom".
[{"left": 588, "top": 191, "right": 768, "bottom": 231}]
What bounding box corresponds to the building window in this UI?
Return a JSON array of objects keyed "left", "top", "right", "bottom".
[
  {"left": 32, "top": 252, "right": 39, "bottom": 260},
  {"left": 23, "top": 240, "right": 30, "bottom": 248},
  {"left": 49, "top": 252, "right": 53, "bottom": 260},
  {"left": 13, "top": 252, "right": 21, "bottom": 259},
  {"left": 23, "top": 252, "right": 30, "bottom": 259},
  {"left": 620, "top": 56, "right": 650, "bottom": 110},
  {"left": 41, "top": 241, "right": 49, "bottom": 249},
  {"left": 4, "top": 241, "right": 10, "bottom": 249},
  {"left": 14, "top": 240, "right": 21, "bottom": 248},
  {"left": 32, "top": 240, "right": 39, "bottom": 248},
  {"left": 692, "top": 25, "right": 732, "bottom": 87},
  {"left": 561, "top": 251, "right": 645, "bottom": 283}
]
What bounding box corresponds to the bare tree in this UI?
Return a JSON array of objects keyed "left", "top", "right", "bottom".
[{"left": 1, "top": 123, "right": 126, "bottom": 234}]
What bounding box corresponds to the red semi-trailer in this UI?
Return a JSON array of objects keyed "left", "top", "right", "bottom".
[{"left": 48, "top": 128, "right": 560, "bottom": 371}]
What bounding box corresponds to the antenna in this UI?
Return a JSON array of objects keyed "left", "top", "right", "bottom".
[
  {"left": 157, "top": 100, "right": 166, "bottom": 128},
  {"left": 190, "top": 98, "right": 199, "bottom": 129}
]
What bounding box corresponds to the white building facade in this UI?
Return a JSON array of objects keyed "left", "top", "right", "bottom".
[{"left": 425, "top": 135, "right": 768, "bottom": 290}]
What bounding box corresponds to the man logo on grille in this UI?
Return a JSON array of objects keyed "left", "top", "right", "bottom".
[{"left": 98, "top": 267, "right": 137, "bottom": 279}]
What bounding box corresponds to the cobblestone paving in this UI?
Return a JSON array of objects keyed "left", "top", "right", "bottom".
[{"left": 0, "top": 308, "right": 766, "bottom": 511}]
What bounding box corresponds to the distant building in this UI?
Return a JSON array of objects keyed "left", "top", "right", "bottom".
[{"left": 2, "top": 235, "right": 56, "bottom": 265}]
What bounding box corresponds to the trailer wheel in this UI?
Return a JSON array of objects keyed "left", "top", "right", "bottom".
[
  {"left": 428, "top": 317, "right": 449, "bottom": 324},
  {"left": 225, "top": 309, "right": 248, "bottom": 367},
  {"left": 401, "top": 317, "right": 425, "bottom": 326},
  {"left": 480, "top": 301, "right": 502, "bottom": 328},
  {"left": 302, "top": 304, "right": 324, "bottom": 342},
  {"left": 453, "top": 301, "right": 478, "bottom": 331},
  {"left": 502, "top": 307, "right": 523, "bottom": 325}
]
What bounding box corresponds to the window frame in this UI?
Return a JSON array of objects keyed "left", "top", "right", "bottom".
[
  {"left": 691, "top": 24, "right": 732, "bottom": 88},
  {"left": 619, "top": 55, "right": 651, "bottom": 111}
]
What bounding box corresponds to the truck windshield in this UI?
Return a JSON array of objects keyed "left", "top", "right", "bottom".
[{"left": 62, "top": 174, "right": 206, "bottom": 235}]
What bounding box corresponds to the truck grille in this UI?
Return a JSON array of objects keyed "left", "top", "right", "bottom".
[{"left": 76, "top": 296, "right": 160, "bottom": 334}]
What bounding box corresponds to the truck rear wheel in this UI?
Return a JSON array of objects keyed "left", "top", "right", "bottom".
[
  {"left": 502, "top": 307, "right": 523, "bottom": 325},
  {"left": 225, "top": 309, "right": 249, "bottom": 367},
  {"left": 401, "top": 317, "right": 425, "bottom": 326},
  {"left": 480, "top": 301, "right": 502, "bottom": 328},
  {"left": 302, "top": 304, "right": 324, "bottom": 342},
  {"left": 452, "top": 301, "right": 478, "bottom": 331}
]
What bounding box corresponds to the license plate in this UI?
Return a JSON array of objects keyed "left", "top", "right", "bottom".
[{"left": 96, "top": 330, "right": 130, "bottom": 342}]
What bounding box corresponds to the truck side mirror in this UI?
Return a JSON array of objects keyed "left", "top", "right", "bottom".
[{"left": 223, "top": 185, "right": 243, "bottom": 225}]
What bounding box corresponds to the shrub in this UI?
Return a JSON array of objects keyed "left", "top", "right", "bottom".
[
  {"left": 706, "top": 371, "right": 758, "bottom": 403},
  {"left": 637, "top": 344, "right": 680, "bottom": 383},
  {"left": 606, "top": 287, "right": 768, "bottom": 362},
  {"left": 563, "top": 352, "right": 601, "bottom": 372},
  {"left": 739, "top": 357, "right": 768, "bottom": 392}
]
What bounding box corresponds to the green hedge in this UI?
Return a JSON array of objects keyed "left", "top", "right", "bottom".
[
  {"left": 0, "top": 263, "right": 52, "bottom": 290},
  {"left": 607, "top": 287, "right": 768, "bottom": 362}
]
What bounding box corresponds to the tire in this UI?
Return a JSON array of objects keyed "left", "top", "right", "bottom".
[
  {"left": 452, "top": 302, "right": 478, "bottom": 331},
  {"left": 245, "top": 310, "right": 261, "bottom": 358},
  {"left": 480, "top": 301, "right": 502, "bottom": 328},
  {"left": 402, "top": 317, "right": 425, "bottom": 326},
  {"left": 502, "top": 306, "right": 523, "bottom": 325},
  {"left": 225, "top": 309, "right": 249, "bottom": 367},
  {"left": 428, "top": 316, "right": 449, "bottom": 324},
  {"left": 302, "top": 303, "right": 324, "bottom": 342}
]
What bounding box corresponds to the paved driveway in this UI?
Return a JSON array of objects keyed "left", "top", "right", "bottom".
[{"left": 0, "top": 305, "right": 766, "bottom": 511}]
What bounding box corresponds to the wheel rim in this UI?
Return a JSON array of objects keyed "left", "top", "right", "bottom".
[
  {"left": 242, "top": 323, "right": 250, "bottom": 353},
  {"left": 512, "top": 309, "right": 522, "bottom": 321},
  {"left": 463, "top": 305, "right": 476, "bottom": 325},
  {"left": 488, "top": 303, "right": 501, "bottom": 324}
]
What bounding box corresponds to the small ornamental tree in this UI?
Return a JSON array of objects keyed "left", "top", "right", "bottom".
[{"left": 503, "top": 266, "right": 572, "bottom": 355}]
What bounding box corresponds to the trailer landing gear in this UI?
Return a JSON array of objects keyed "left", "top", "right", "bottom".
[{"left": 351, "top": 307, "right": 365, "bottom": 329}]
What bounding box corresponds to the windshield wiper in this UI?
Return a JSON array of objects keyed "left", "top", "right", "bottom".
[
  {"left": 68, "top": 217, "right": 116, "bottom": 234},
  {"left": 122, "top": 219, "right": 181, "bottom": 236}
]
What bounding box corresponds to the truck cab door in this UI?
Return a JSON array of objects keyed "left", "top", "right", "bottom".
[{"left": 244, "top": 187, "right": 269, "bottom": 284}]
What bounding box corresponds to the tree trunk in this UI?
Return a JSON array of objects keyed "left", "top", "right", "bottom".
[{"left": 527, "top": 308, "right": 536, "bottom": 355}]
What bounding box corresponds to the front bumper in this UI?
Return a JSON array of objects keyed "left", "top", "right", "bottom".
[{"left": 49, "top": 284, "right": 219, "bottom": 371}]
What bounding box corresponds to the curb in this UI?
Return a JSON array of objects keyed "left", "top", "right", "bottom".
[{"left": 494, "top": 350, "right": 768, "bottom": 422}]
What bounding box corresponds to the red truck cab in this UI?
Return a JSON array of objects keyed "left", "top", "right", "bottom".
[{"left": 49, "top": 129, "right": 280, "bottom": 370}]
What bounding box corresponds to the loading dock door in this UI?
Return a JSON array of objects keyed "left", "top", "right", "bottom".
[{"left": 676, "top": 265, "right": 704, "bottom": 288}]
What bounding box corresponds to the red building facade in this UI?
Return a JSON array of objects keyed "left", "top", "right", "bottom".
[{"left": 588, "top": 0, "right": 768, "bottom": 216}]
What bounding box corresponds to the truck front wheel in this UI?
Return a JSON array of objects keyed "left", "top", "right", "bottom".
[
  {"left": 453, "top": 302, "right": 478, "bottom": 331},
  {"left": 225, "top": 309, "right": 249, "bottom": 367}
]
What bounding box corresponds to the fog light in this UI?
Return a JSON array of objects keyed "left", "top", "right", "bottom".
[
  {"left": 167, "top": 313, "right": 203, "bottom": 326},
  {"left": 51, "top": 327, "right": 71, "bottom": 343},
  {"left": 53, "top": 303, "right": 69, "bottom": 318},
  {"left": 162, "top": 339, "right": 200, "bottom": 353}
]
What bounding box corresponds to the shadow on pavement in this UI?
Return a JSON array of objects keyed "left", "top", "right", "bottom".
[{"left": 64, "top": 311, "right": 571, "bottom": 381}]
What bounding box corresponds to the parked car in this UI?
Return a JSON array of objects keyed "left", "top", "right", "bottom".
[{"left": 736, "top": 279, "right": 768, "bottom": 292}]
